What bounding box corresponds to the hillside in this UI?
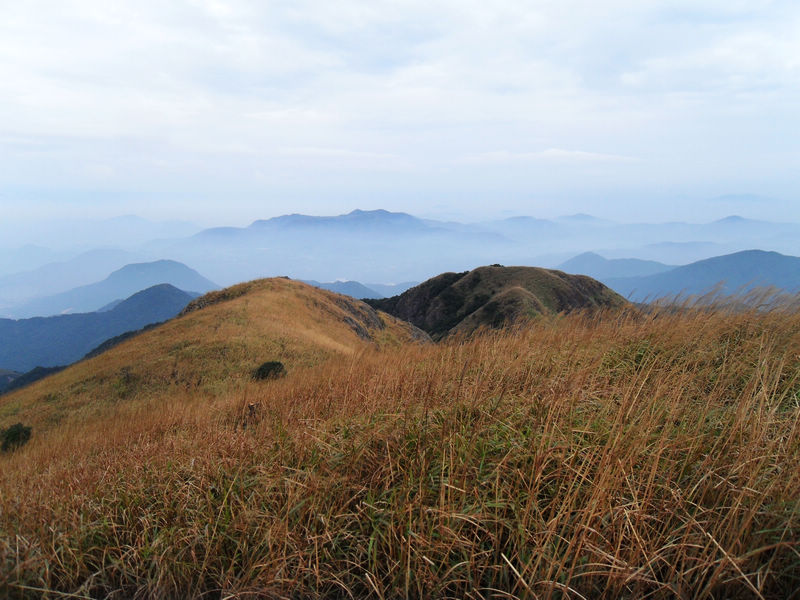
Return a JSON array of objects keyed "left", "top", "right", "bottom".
[
  {"left": 0, "top": 278, "right": 427, "bottom": 437},
  {"left": 1, "top": 301, "right": 799, "bottom": 598},
  {"left": 606, "top": 249, "right": 800, "bottom": 301},
  {"left": 367, "top": 264, "right": 626, "bottom": 338},
  {"left": 8, "top": 259, "right": 217, "bottom": 318},
  {"left": 0, "top": 284, "right": 198, "bottom": 372}
]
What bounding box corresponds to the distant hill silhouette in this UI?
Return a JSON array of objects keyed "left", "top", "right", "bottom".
[
  {"left": 7, "top": 260, "right": 217, "bottom": 318},
  {"left": 605, "top": 250, "right": 800, "bottom": 301},
  {"left": 0, "top": 248, "right": 141, "bottom": 309},
  {"left": 558, "top": 252, "right": 675, "bottom": 280},
  {"left": 303, "top": 280, "right": 384, "bottom": 299},
  {"left": 250, "top": 209, "right": 430, "bottom": 233},
  {"left": 367, "top": 265, "right": 626, "bottom": 339},
  {"left": 0, "top": 284, "right": 198, "bottom": 372},
  {"left": 155, "top": 209, "right": 511, "bottom": 286}
]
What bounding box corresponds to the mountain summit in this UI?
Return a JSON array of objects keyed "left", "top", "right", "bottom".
[{"left": 367, "top": 265, "right": 626, "bottom": 339}]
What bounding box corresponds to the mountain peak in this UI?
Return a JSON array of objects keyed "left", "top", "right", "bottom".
[{"left": 367, "top": 265, "right": 625, "bottom": 339}]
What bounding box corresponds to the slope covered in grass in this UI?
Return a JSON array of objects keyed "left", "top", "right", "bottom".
[
  {"left": 2, "top": 303, "right": 799, "bottom": 598},
  {"left": 0, "top": 277, "right": 426, "bottom": 439},
  {"left": 367, "top": 264, "right": 626, "bottom": 339}
]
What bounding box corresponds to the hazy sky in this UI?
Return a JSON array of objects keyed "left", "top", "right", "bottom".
[{"left": 1, "top": 0, "right": 798, "bottom": 226}]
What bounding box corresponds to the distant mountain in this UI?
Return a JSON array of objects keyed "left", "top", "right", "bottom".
[
  {"left": 558, "top": 252, "right": 675, "bottom": 280},
  {"left": 367, "top": 265, "right": 626, "bottom": 339},
  {"left": 617, "top": 241, "right": 728, "bottom": 264},
  {"left": 136, "top": 209, "right": 800, "bottom": 286},
  {"left": 7, "top": 260, "right": 217, "bottom": 318},
  {"left": 605, "top": 250, "right": 800, "bottom": 301},
  {"left": 303, "top": 280, "right": 384, "bottom": 299},
  {"left": 0, "top": 284, "right": 199, "bottom": 372},
  {"left": 0, "top": 248, "right": 142, "bottom": 308},
  {"left": 148, "top": 209, "right": 512, "bottom": 286},
  {"left": 250, "top": 209, "right": 429, "bottom": 233}
]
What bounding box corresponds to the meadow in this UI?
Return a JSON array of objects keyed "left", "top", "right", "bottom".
[{"left": 1, "top": 295, "right": 799, "bottom": 598}]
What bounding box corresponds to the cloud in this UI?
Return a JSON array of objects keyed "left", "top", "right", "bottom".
[{"left": 0, "top": 0, "right": 798, "bottom": 222}]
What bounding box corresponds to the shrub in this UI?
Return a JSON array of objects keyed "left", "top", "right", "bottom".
[
  {"left": 1, "top": 422, "right": 32, "bottom": 452},
  {"left": 252, "top": 361, "right": 286, "bottom": 381}
]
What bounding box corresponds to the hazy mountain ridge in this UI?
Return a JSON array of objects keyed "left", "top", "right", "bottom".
[
  {"left": 302, "top": 280, "right": 384, "bottom": 299},
  {"left": 604, "top": 249, "right": 800, "bottom": 301},
  {"left": 4, "top": 260, "right": 217, "bottom": 318},
  {"left": 367, "top": 265, "right": 626, "bottom": 339},
  {"left": 0, "top": 248, "right": 143, "bottom": 308},
  {"left": 558, "top": 252, "right": 675, "bottom": 280},
  {"left": 0, "top": 284, "right": 199, "bottom": 372},
  {"left": 5, "top": 210, "right": 800, "bottom": 303}
]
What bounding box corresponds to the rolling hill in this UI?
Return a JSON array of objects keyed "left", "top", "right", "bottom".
[
  {"left": 605, "top": 249, "right": 800, "bottom": 301},
  {"left": 0, "top": 278, "right": 427, "bottom": 437},
  {"left": 367, "top": 265, "right": 626, "bottom": 339},
  {"left": 0, "top": 284, "right": 199, "bottom": 372},
  {"left": 7, "top": 259, "right": 217, "bottom": 318},
  {"left": 2, "top": 279, "right": 798, "bottom": 598}
]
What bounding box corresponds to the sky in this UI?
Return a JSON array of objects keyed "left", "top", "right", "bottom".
[{"left": 1, "top": 0, "right": 799, "bottom": 227}]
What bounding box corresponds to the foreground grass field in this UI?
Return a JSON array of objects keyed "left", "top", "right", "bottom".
[{"left": 1, "top": 300, "right": 799, "bottom": 598}]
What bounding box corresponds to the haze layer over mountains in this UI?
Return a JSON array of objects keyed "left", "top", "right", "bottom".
[{"left": 4, "top": 209, "right": 800, "bottom": 307}]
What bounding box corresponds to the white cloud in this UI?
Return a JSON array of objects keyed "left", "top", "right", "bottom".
[{"left": 0, "top": 0, "right": 798, "bottom": 221}]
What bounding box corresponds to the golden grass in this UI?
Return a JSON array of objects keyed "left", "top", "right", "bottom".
[{"left": 1, "top": 300, "right": 800, "bottom": 598}]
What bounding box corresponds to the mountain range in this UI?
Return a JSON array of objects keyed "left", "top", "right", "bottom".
[
  {"left": 602, "top": 250, "right": 800, "bottom": 301},
  {"left": 5, "top": 209, "right": 800, "bottom": 304}
]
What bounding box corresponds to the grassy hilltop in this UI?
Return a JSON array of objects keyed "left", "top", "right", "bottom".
[
  {"left": 367, "top": 265, "right": 626, "bottom": 339},
  {"left": 0, "top": 278, "right": 424, "bottom": 438},
  {"left": 1, "top": 276, "right": 799, "bottom": 598}
]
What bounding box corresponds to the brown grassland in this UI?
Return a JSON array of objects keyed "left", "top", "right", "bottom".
[{"left": 1, "top": 280, "right": 799, "bottom": 598}]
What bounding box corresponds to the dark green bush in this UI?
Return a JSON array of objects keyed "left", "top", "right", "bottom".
[
  {"left": 252, "top": 361, "right": 286, "bottom": 381},
  {"left": 1, "top": 422, "right": 32, "bottom": 452}
]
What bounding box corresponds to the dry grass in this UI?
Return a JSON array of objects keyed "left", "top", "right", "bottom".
[{"left": 1, "top": 300, "right": 800, "bottom": 598}]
